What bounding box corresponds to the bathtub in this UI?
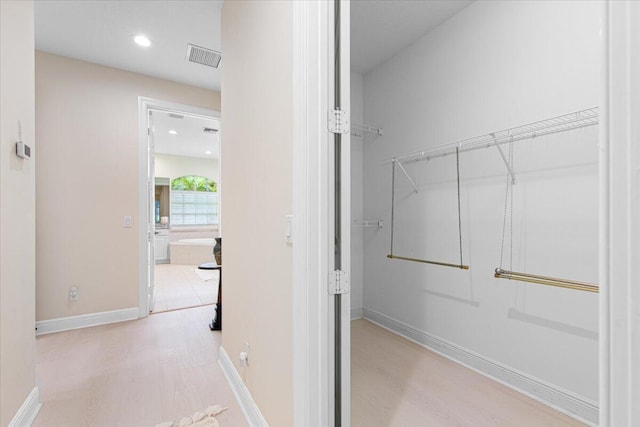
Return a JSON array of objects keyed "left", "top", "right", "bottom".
[{"left": 170, "top": 238, "right": 215, "bottom": 265}]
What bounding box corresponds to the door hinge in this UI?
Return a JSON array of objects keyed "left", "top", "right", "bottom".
[
  {"left": 329, "top": 270, "right": 350, "bottom": 295},
  {"left": 148, "top": 127, "right": 151, "bottom": 136},
  {"left": 328, "top": 109, "right": 350, "bottom": 134}
]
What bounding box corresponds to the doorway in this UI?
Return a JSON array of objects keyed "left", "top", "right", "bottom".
[
  {"left": 348, "top": 1, "right": 599, "bottom": 426},
  {"left": 138, "top": 98, "right": 221, "bottom": 316}
]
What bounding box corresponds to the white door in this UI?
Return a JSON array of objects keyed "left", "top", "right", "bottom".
[{"left": 147, "top": 110, "right": 156, "bottom": 312}]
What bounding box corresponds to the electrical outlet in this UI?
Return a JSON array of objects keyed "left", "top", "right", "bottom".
[
  {"left": 240, "top": 340, "right": 250, "bottom": 367},
  {"left": 69, "top": 286, "right": 79, "bottom": 301}
]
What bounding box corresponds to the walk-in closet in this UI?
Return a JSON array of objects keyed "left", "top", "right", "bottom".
[{"left": 349, "top": 1, "right": 599, "bottom": 425}]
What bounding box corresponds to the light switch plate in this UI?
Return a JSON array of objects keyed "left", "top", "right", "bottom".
[
  {"left": 285, "top": 214, "right": 293, "bottom": 243},
  {"left": 123, "top": 216, "right": 132, "bottom": 227}
]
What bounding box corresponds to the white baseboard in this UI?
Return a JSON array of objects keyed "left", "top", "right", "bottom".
[
  {"left": 350, "top": 306, "right": 363, "bottom": 320},
  {"left": 362, "top": 307, "right": 598, "bottom": 426},
  {"left": 36, "top": 308, "right": 139, "bottom": 336},
  {"left": 218, "top": 347, "right": 268, "bottom": 427},
  {"left": 8, "top": 386, "right": 42, "bottom": 427}
]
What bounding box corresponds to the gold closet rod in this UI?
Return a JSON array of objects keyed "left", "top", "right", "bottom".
[
  {"left": 387, "top": 148, "right": 469, "bottom": 271},
  {"left": 494, "top": 268, "right": 599, "bottom": 293},
  {"left": 387, "top": 254, "right": 469, "bottom": 270}
]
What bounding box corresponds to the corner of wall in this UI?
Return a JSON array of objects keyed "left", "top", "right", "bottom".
[{"left": 0, "top": 0, "right": 38, "bottom": 425}]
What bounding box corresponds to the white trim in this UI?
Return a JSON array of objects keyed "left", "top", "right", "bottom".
[
  {"left": 337, "top": 3, "right": 352, "bottom": 426},
  {"left": 218, "top": 347, "right": 268, "bottom": 427},
  {"left": 35, "top": 308, "right": 138, "bottom": 335},
  {"left": 292, "top": 1, "right": 331, "bottom": 426},
  {"left": 362, "top": 307, "right": 598, "bottom": 426},
  {"left": 598, "top": 2, "right": 611, "bottom": 424},
  {"left": 599, "top": 2, "right": 640, "bottom": 425},
  {"left": 350, "top": 307, "right": 363, "bottom": 320},
  {"left": 7, "top": 387, "right": 41, "bottom": 427},
  {"left": 137, "top": 97, "right": 220, "bottom": 318}
]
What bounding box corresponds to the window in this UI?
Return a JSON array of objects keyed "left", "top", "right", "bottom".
[{"left": 170, "top": 176, "right": 218, "bottom": 226}]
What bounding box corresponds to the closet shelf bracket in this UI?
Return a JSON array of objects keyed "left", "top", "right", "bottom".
[
  {"left": 492, "top": 134, "right": 516, "bottom": 184},
  {"left": 352, "top": 122, "right": 383, "bottom": 138},
  {"left": 353, "top": 220, "right": 383, "bottom": 228},
  {"left": 393, "top": 158, "right": 419, "bottom": 194}
]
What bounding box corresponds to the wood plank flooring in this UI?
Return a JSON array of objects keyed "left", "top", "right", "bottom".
[
  {"left": 33, "top": 306, "right": 247, "bottom": 427},
  {"left": 153, "top": 264, "right": 218, "bottom": 313},
  {"left": 351, "top": 319, "right": 588, "bottom": 427},
  {"left": 33, "top": 308, "right": 588, "bottom": 426}
]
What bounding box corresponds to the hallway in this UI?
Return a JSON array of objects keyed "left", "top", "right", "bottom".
[{"left": 33, "top": 306, "right": 246, "bottom": 426}]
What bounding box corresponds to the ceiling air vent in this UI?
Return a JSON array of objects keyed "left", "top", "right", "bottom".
[
  {"left": 186, "top": 44, "right": 221, "bottom": 68},
  {"left": 203, "top": 127, "right": 218, "bottom": 134}
]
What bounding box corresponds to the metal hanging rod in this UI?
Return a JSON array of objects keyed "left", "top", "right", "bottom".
[
  {"left": 383, "top": 107, "right": 599, "bottom": 166},
  {"left": 494, "top": 268, "right": 599, "bottom": 293},
  {"left": 353, "top": 220, "right": 383, "bottom": 228},
  {"left": 387, "top": 148, "right": 469, "bottom": 271},
  {"left": 388, "top": 254, "right": 469, "bottom": 270},
  {"left": 352, "top": 122, "right": 383, "bottom": 138}
]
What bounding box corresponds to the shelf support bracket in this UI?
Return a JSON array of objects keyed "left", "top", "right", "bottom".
[
  {"left": 491, "top": 134, "right": 516, "bottom": 184},
  {"left": 393, "top": 158, "right": 419, "bottom": 194}
]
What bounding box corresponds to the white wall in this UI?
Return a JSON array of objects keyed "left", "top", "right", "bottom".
[
  {"left": 154, "top": 153, "right": 218, "bottom": 183},
  {"left": 35, "top": 52, "right": 221, "bottom": 322},
  {"left": 221, "top": 1, "right": 294, "bottom": 425},
  {"left": 362, "top": 0, "right": 599, "bottom": 414},
  {"left": 350, "top": 72, "right": 364, "bottom": 316},
  {"left": 0, "top": 1, "right": 38, "bottom": 424}
]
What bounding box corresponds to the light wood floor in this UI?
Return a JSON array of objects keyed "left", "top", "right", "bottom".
[
  {"left": 33, "top": 306, "right": 247, "bottom": 427},
  {"left": 351, "top": 319, "right": 587, "bottom": 427},
  {"left": 153, "top": 264, "right": 218, "bottom": 313}
]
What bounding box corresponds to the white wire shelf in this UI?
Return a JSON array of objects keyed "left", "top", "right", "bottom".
[
  {"left": 384, "top": 107, "right": 599, "bottom": 165},
  {"left": 353, "top": 220, "right": 383, "bottom": 228},
  {"left": 352, "top": 122, "right": 383, "bottom": 138}
]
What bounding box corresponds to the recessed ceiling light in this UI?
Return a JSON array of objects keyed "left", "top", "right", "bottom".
[
  {"left": 205, "top": 150, "right": 212, "bottom": 155},
  {"left": 168, "top": 130, "right": 177, "bottom": 135},
  {"left": 134, "top": 35, "right": 152, "bottom": 47}
]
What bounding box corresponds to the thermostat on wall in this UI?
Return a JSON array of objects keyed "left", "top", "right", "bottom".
[{"left": 16, "top": 141, "right": 31, "bottom": 159}]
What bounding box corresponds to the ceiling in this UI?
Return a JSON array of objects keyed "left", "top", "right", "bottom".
[
  {"left": 32, "top": 1, "right": 472, "bottom": 160},
  {"left": 351, "top": 0, "right": 474, "bottom": 75},
  {"left": 35, "top": 0, "right": 223, "bottom": 91},
  {"left": 34, "top": 1, "right": 472, "bottom": 90},
  {"left": 152, "top": 110, "right": 219, "bottom": 159}
]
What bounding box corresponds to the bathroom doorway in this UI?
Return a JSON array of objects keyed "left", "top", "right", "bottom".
[{"left": 138, "top": 98, "right": 221, "bottom": 315}]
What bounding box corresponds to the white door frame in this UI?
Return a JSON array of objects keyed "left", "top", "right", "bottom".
[
  {"left": 292, "top": 1, "right": 330, "bottom": 424},
  {"left": 137, "top": 97, "right": 220, "bottom": 318},
  {"left": 292, "top": 1, "right": 351, "bottom": 425},
  {"left": 599, "top": 1, "right": 640, "bottom": 425},
  {"left": 293, "top": 0, "right": 640, "bottom": 425},
  {"left": 328, "top": 0, "right": 352, "bottom": 424}
]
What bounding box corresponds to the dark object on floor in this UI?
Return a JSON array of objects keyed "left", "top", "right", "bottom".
[
  {"left": 198, "top": 263, "right": 222, "bottom": 331},
  {"left": 209, "top": 302, "right": 221, "bottom": 331}
]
